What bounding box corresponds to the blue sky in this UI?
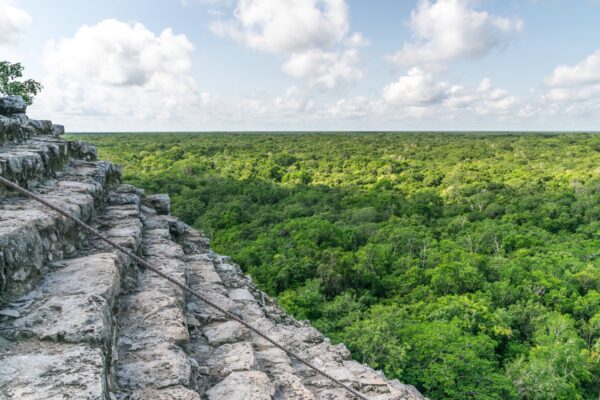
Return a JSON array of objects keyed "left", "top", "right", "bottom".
[{"left": 1, "top": 0, "right": 600, "bottom": 131}]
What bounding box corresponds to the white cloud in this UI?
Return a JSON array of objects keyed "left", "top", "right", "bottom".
[
  {"left": 381, "top": 70, "right": 519, "bottom": 120},
  {"left": 445, "top": 78, "right": 518, "bottom": 115},
  {"left": 0, "top": 0, "right": 31, "bottom": 44},
  {"left": 326, "top": 96, "right": 379, "bottom": 118},
  {"left": 541, "top": 49, "right": 600, "bottom": 104},
  {"left": 345, "top": 32, "right": 370, "bottom": 47},
  {"left": 282, "top": 48, "right": 363, "bottom": 89},
  {"left": 530, "top": 49, "right": 600, "bottom": 116},
  {"left": 243, "top": 86, "right": 315, "bottom": 118},
  {"left": 211, "top": 0, "right": 366, "bottom": 89},
  {"left": 382, "top": 68, "right": 449, "bottom": 106},
  {"left": 389, "top": 0, "right": 523, "bottom": 69},
  {"left": 44, "top": 19, "right": 194, "bottom": 87},
  {"left": 211, "top": 0, "right": 349, "bottom": 53},
  {"left": 545, "top": 50, "right": 600, "bottom": 88},
  {"left": 32, "top": 19, "right": 204, "bottom": 124}
]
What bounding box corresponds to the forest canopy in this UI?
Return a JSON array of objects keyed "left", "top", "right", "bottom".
[{"left": 69, "top": 131, "right": 600, "bottom": 400}]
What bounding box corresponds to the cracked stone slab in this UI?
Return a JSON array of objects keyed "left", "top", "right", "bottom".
[
  {"left": 118, "top": 290, "right": 189, "bottom": 345},
  {"left": 206, "top": 370, "right": 275, "bottom": 400},
  {"left": 207, "top": 341, "right": 257, "bottom": 380},
  {"left": 127, "top": 386, "right": 201, "bottom": 400},
  {"left": 0, "top": 157, "right": 119, "bottom": 298},
  {"left": 2, "top": 253, "right": 120, "bottom": 345},
  {"left": 188, "top": 290, "right": 238, "bottom": 324},
  {"left": 204, "top": 320, "right": 251, "bottom": 346},
  {"left": 0, "top": 341, "right": 106, "bottom": 400},
  {"left": 5, "top": 293, "right": 112, "bottom": 345},
  {"left": 272, "top": 372, "right": 316, "bottom": 400},
  {"left": 228, "top": 288, "right": 255, "bottom": 302},
  {"left": 117, "top": 341, "right": 192, "bottom": 390},
  {"left": 187, "top": 259, "right": 223, "bottom": 285},
  {"left": 255, "top": 347, "right": 295, "bottom": 375}
]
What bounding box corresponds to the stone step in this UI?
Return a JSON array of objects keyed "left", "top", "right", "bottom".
[
  {"left": 114, "top": 212, "right": 197, "bottom": 399},
  {"left": 0, "top": 109, "right": 64, "bottom": 147},
  {"left": 185, "top": 253, "right": 265, "bottom": 398},
  {"left": 0, "top": 160, "right": 120, "bottom": 300},
  {"left": 0, "top": 136, "right": 97, "bottom": 196},
  {"left": 0, "top": 341, "right": 108, "bottom": 400},
  {"left": 0, "top": 185, "right": 146, "bottom": 400},
  {"left": 191, "top": 251, "right": 427, "bottom": 400}
]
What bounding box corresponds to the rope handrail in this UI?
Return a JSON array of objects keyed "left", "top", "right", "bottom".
[{"left": 0, "top": 175, "right": 369, "bottom": 400}]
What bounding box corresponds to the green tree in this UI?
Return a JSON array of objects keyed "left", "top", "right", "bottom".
[
  {"left": 507, "top": 313, "right": 592, "bottom": 400},
  {"left": 0, "top": 61, "right": 42, "bottom": 104}
]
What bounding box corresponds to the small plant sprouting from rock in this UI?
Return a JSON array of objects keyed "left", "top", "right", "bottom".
[{"left": 0, "top": 61, "right": 42, "bottom": 105}]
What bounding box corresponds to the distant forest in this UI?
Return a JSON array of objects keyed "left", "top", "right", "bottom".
[{"left": 70, "top": 132, "right": 600, "bottom": 400}]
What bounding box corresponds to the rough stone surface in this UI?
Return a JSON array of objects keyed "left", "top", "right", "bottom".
[
  {"left": 0, "top": 109, "right": 427, "bottom": 400},
  {"left": 51, "top": 124, "right": 65, "bottom": 136},
  {"left": 0, "top": 342, "right": 106, "bottom": 399},
  {"left": 129, "top": 386, "right": 201, "bottom": 400},
  {"left": 204, "top": 320, "right": 251, "bottom": 346},
  {"left": 207, "top": 341, "right": 257, "bottom": 380},
  {"left": 2, "top": 253, "right": 120, "bottom": 346},
  {"left": 0, "top": 96, "right": 27, "bottom": 115},
  {"left": 206, "top": 370, "right": 275, "bottom": 400},
  {"left": 143, "top": 193, "right": 170, "bottom": 215}
]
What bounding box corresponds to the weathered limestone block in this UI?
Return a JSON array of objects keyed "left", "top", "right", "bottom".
[
  {"left": 2, "top": 253, "right": 120, "bottom": 346},
  {"left": 207, "top": 341, "right": 257, "bottom": 380},
  {"left": 342, "top": 360, "right": 391, "bottom": 393},
  {"left": 188, "top": 290, "right": 237, "bottom": 324},
  {"left": 143, "top": 193, "right": 170, "bottom": 215},
  {"left": 255, "top": 347, "right": 295, "bottom": 375},
  {"left": 228, "top": 288, "right": 255, "bottom": 302},
  {"left": 7, "top": 294, "right": 112, "bottom": 344},
  {"left": 204, "top": 320, "right": 251, "bottom": 346},
  {"left": 0, "top": 223, "right": 43, "bottom": 296},
  {"left": 108, "top": 187, "right": 142, "bottom": 206},
  {"left": 0, "top": 139, "right": 94, "bottom": 194},
  {"left": 387, "top": 380, "right": 428, "bottom": 400},
  {"left": 188, "top": 257, "right": 224, "bottom": 285},
  {"left": 70, "top": 141, "right": 98, "bottom": 161},
  {"left": 0, "top": 114, "right": 28, "bottom": 145},
  {"left": 142, "top": 237, "right": 185, "bottom": 260},
  {"left": 51, "top": 124, "right": 64, "bottom": 136},
  {"left": 118, "top": 290, "right": 189, "bottom": 345},
  {"left": 272, "top": 372, "right": 316, "bottom": 400},
  {"left": 117, "top": 342, "right": 192, "bottom": 390},
  {"left": 25, "top": 119, "right": 53, "bottom": 136},
  {"left": 0, "top": 96, "right": 27, "bottom": 115},
  {"left": 129, "top": 386, "right": 201, "bottom": 400},
  {"left": 206, "top": 370, "right": 275, "bottom": 400},
  {"left": 0, "top": 341, "right": 107, "bottom": 399}
]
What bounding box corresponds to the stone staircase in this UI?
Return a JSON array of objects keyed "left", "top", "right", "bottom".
[{"left": 0, "top": 96, "right": 426, "bottom": 400}]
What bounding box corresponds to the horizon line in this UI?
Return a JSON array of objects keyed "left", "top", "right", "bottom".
[{"left": 67, "top": 130, "right": 600, "bottom": 134}]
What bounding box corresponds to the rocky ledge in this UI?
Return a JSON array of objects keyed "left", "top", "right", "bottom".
[{"left": 0, "top": 96, "right": 427, "bottom": 400}]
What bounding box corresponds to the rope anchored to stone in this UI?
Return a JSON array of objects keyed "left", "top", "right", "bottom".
[{"left": 0, "top": 175, "right": 370, "bottom": 400}]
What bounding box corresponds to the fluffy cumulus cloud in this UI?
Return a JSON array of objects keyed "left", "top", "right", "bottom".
[
  {"left": 33, "top": 19, "right": 206, "bottom": 126},
  {"left": 445, "top": 78, "right": 518, "bottom": 116},
  {"left": 211, "top": 0, "right": 348, "bottom": 53},
  {"left": 0, "top": 0, "right": 31, "bottom": 44},
  {"left": 543, "top": 49, "right": 600, "bottom": 103},
  {"left": 380, "top": 0, "right": 522, "bottom": 123},
  {"left": 283, "top": 48, "right": 363, "bottom": 89},
  {"left": 383, "top": 68, "right": 448, "bottom": 106},
  {"left": 211, "top": 0, "right": 364, "bottom": 89},
  {"left": 389, "top": 0, "right": 523, "bottom": 69},
  {"left": 381, "top": 69, "right": 518, "bottom": 119}
]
